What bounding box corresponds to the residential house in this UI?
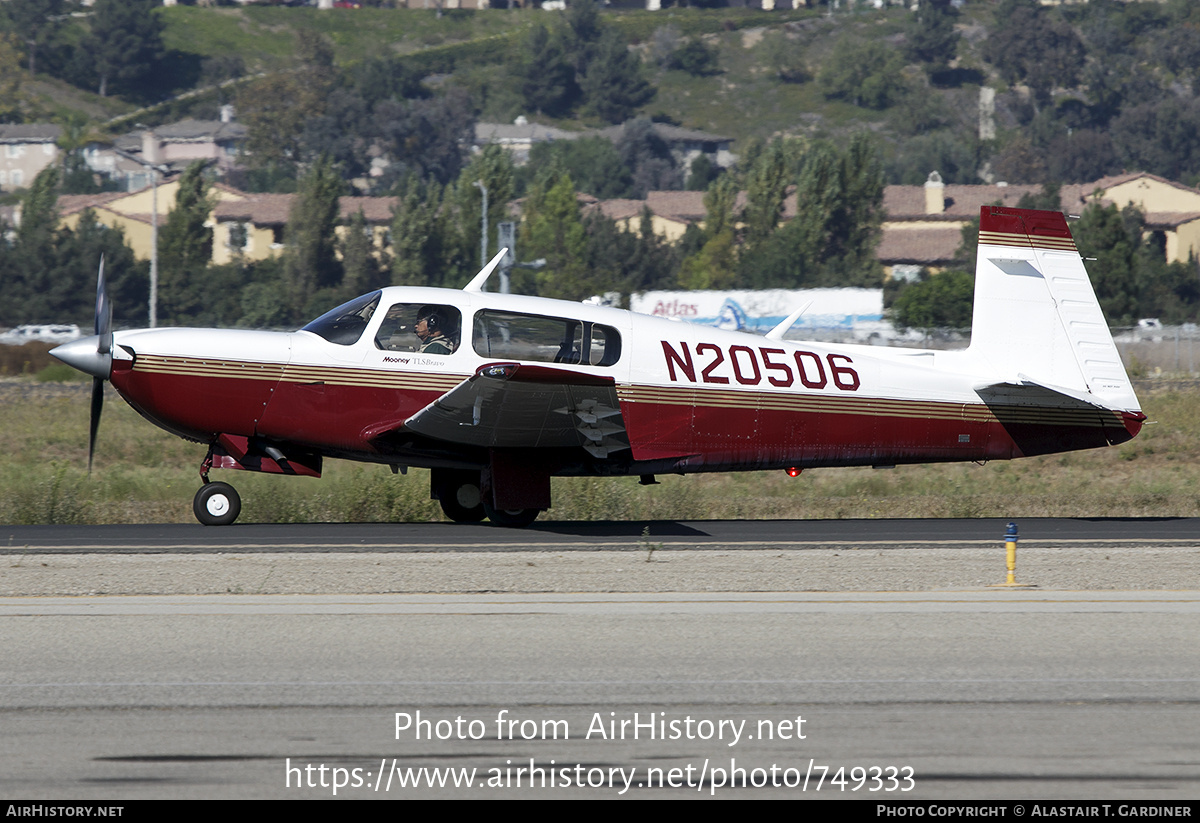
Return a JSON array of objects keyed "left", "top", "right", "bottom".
[
  {"left": 85, "top": 118, "right": 247, "bottom": 191},
  {"left": 57, "top": 180, "right": 248, "bottom": 260},
  {"left": 476, "top": 119, "right": 734, "bottom": 172},
  {"left": 588, "top": 188, "right": 799, "bottom": 243},
  {"left": 1071, "top": 172, "right": 1200, "bottom": 265},
  {"left": 0, "top": 124, "right": 61, "bottom": 192},
  {"left": 586, "top": 170, "right": 1200, "bottom": 279},
  {"left": 474, "top": 118, "right": 582, "bottom": 166},
  {"left": 881, "top": 171, "right": 1200, "bottom": 277},
  {"left": 212, "top": 194, "right": 398, "bottom": 265}
]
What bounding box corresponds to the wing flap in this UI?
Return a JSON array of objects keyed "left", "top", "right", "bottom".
[{"left": 400, "top": 362, "right": 631, "bottom": 456}]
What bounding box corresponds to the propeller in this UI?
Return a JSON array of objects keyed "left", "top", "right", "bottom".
[
  {"left": 89, "top": 256, "right": 111, "bottom": 472},
  {"left": 49, "top": 257, "right": 112, "bottom": 473}
]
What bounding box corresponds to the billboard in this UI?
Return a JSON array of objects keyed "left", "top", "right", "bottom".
[{"left": 630, "top": 288, "right": 884, "bottom": 335}]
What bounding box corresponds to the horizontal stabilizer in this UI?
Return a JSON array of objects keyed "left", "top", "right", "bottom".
[
  {"left": 974, "top": 376, "right": 1109, "bottom": 410},
  {"left": 974, "top": 377, "right": 1144, "bottom": 448}
]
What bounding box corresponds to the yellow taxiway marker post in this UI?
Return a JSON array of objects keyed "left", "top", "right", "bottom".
[{"left": 989, "top": 521, "right": 1037, "bottom": 588}]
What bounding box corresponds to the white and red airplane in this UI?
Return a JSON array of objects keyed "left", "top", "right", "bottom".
[{"left": 52, "top": 206, "right": 1144, "bottom": 527}]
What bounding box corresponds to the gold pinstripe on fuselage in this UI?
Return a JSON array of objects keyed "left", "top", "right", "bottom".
[
  {"left": 132, "top": 355, "right": 1124, "bottom": 430},
  {"left": 617, "top": 384, "right": 1124, "bottom": 429},
  {"left": 133, "top": 354, "right": 465, "bottom": 393}
]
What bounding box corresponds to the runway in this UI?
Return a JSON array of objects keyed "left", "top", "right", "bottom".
[
  {"left": 2, "top": 591, "right": 1198, "bottom": 799},
  {"left": 3, "top": 520, "right": 1199, "bottom": 799},
  {"left": 5, "top": 517, "right": 1200, "bottom": 554}
]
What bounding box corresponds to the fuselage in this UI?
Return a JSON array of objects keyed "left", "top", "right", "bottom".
[{"left": 94, "top": 285, "right": 1143, "bottom": 478}]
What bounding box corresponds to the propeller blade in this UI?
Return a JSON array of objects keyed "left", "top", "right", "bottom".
[
  {"left": 90, "top": 257, "right": 110, "bottom": 473},
  {"left": 95, "top": 255, "right": 111, "bottom": 356},
  {"left": 88, "top": 376, "right": 104, "bottom": 474}
]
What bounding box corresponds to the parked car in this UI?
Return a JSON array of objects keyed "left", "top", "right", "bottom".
[{"left": 0, "top": 324, "right": 83, "bottom": 345}]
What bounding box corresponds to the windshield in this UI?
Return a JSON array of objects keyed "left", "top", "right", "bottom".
[{"left": 301, "top": 291, "right": 381, "bottom": 346}]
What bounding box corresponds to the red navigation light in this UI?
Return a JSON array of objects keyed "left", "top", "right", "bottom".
[{"left": 786, "top": 467, "right": 801, "bottom": 477}]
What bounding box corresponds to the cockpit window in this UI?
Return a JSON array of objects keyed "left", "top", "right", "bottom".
[
  {"left": 302, "top": 291, "right": 381, "bottom": 346},
  {"left": 375, "top": 303, "right": 462, "bottom": 355},
  {"left": 472, "top": 310, "right": 621, "bottom": 367}
]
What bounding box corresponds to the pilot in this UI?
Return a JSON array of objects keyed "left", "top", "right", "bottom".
[{"left": 415, "top": 305, "right": 456, "bottom": 355}]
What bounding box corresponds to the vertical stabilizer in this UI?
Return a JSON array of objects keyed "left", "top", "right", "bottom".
[{"left": 968, "top": 206, "right": 1139, "bottom": 412}]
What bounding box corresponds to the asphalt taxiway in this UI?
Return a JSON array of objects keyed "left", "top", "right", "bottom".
[{"left": 2, "top": 519, "right": 1199, "bottom": 799}]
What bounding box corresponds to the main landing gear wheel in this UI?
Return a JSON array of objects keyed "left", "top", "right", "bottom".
[
  {"left": 193, "top": 482, "right": 241, "bottom": 526},
  {"left": 439, "top": 478, "right": 486, "bottom": 523},
  {"left": 483, "top": 502, "right": 540, "bottom": 528}
]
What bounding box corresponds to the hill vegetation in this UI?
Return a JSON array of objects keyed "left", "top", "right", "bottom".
[{"left": 2, "top": 0, "right": 1200, "bottom": 330}]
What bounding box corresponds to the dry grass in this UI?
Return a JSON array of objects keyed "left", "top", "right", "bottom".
[{"left": 0, "top": 378, "right": 1194, "bottom": 525}]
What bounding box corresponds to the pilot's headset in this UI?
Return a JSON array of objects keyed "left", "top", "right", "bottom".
[{"left": 417, "top": 306, "right": 444, "bottom": 333}]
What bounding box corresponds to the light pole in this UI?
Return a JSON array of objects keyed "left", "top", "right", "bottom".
[
  {"left": 149, "top": 165, "right": 159, "bottom": 328},
  {"left": 473, "top": 180, "right": 488, "bottom": 272},
  {"left": 122, "top": 129, "right": 170, "bottom": 328}
]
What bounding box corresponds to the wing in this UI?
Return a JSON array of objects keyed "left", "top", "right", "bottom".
[{"left": 397, "top": 362, "right": 630, "bottom": 459}]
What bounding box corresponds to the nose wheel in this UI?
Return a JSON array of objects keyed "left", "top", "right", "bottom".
[{"left": 193, "top": 482, "right": 241, "bottom": 526}]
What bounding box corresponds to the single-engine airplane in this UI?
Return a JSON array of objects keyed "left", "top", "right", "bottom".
[{"left": 52, "top": 206, "right": 1144, "bottom": 527}]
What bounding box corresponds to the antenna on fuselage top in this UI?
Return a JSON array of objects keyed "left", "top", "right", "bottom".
[
  {"left": 463, "top": 248, "right": 510, "bottom": 293},
  {"left": 765, "top": 301, "right": 813, "bottom": 340}
]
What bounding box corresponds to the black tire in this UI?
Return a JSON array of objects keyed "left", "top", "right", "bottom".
[
  {"left": 483, "top": 502, "right": 540, "bottom": 528},
  {"left": 439, "top": 478, "right": 486, "bottom": 523},
  {"left": 193, "top": 482, "right": 241, "bottom": 526}
]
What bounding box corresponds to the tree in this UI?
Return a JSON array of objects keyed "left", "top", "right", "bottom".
[
  {"left": 17, "top": 165, "right": 58, "bottom": 261},
  {"left": 520, "top": 172, "right": 588, "bottom": 300},
  {"left": 759, "top": 31, "right": 807, "bottom": 84},
  {"left": 0, "top": 34, "right": 28, "bottom": 124},
  {"left": 579, "top": 29, "right": 655, "bottom": 125},
  {"left": 237, "top": 31, "right": 336, "bottom": 178},
  {"left": 814, "top": 134, "right": 885, "bottom": 285},
  {"left": 666, "top": 38, "right": 720, "bottom": 77},
  {"left": 679, "top": 228, "right": 737, "bottom": 291},
  {"left": 282, "top": 157, "right": 344, "bottom": 320},
  {"left": 889, "top": 270, "right": 974, "bottom": 330},
  {"left": 1044, "top": 130, "right": 1118, "bottom": 184},
  {"left": 578, "top": 208, "right": 679, "bottom": 301},
  {"left": 616, "top": 118, "right": 680, "bottom": 197},
  {"left": 2, "top": 165, "right": 60, "bottom": 323},
  {"left": 0, "top": 178, "right": 148, "bottom": 328},
  {"left": 454, "top": 144, "right": 515, "bottom": 274},
  {"left": 86, "top": 0, "right": 165, "bottom": 98},
  {"left": 376, "top": 88, "right": 476, "bottom": 186},
  {"left": 3, "top": 0, "right": 61, "bottom": 76},
  {"left": 339, "top": 209, "right": 385, "bottom": 299},
  {"left": 905, "top": 0, "right": 959, "bottom": 75},
  {"left": 991, "top": 135, "right": 1049, "bottom": 184},
  {"left": 818, "top": 38, "right": 907, "bottom": 110},
  {"left": 1016, "top": 181, "right": 1063, "bottom": 212},
  {"left": 390, "top": 178, "right": 459, "bottom": 288},
  {"left": 982, "top": 0, "right": 1084, "bottom": 109},
  {"left": 1068, "top": 202, "right": 1200, "bottom": 325},
  {"left": 1110, "top": 98, "right": 1200, "bottom": 182},
  {"left": 562, "top": 0, "right": 604, "bottom": 75},
  {"left": 159, "top": 162, "right": 217, "bottom": 322},
  {"left": 516, "top": 23, "right": 578, "bottom": 117},
  {"left": 741, "top": 138, "right": 794, "bottom": 248},
  {"left": 740, "top": 136, "right": 884, "bottom": 289},
  {"left": 522, "top": 136, "right": 633, "bottom": 200}
]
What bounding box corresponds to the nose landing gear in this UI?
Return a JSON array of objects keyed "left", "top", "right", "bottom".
[{"left": 193, "top": 481, "right": 241, "bottom": 526}]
